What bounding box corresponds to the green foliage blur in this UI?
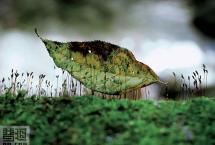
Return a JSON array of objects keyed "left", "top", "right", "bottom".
[
  {"left": 1, "top": 94, "right": 215, "bottom": 145},
  {"left": 0, "top": 0, "right": 140, "bottom": 33}
]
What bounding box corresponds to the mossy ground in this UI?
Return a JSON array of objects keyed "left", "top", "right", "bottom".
[{"left": 0, "top": 94, "right": 215, "bottom": 145}]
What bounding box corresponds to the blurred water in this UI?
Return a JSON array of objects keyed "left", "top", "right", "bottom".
[{"left": 0, "top": 0, "right": 214, "bottom": 98}]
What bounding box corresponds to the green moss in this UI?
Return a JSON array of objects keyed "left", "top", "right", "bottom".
[{"left": 0, "top": 95, "right": 214, "bottom": 145}]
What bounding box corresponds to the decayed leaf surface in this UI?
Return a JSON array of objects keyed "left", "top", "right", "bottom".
[{"left": 36, "top": 30, "right": 161, "bottom": 95}]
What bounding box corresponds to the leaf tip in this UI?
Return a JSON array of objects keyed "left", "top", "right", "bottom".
[{"left": 158, "top": 80, "right": 168, "bottom": 86}]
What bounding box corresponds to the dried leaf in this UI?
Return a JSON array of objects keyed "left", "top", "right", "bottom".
[{"left": 35, "top": 29, "right": 162, "bottom": 95}]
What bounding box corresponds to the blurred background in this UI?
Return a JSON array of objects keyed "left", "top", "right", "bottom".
[{"left": 0, "top": 0, "right": 214, "bottom": 98}]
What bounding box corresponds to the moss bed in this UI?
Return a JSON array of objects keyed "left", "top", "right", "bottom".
[{"left": 0, "top": 94, "right": 215, "bottom": 145}]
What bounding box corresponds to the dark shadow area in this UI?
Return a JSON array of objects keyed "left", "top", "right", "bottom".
[{"left": 188, "top": 0, "right": 215, "bottom": 39}]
